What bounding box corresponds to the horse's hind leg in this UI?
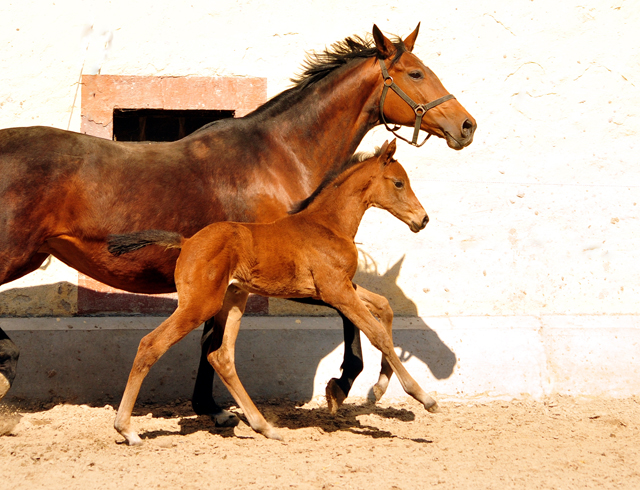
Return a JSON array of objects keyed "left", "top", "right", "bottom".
[
  {"left": 352, "top": 285, "right": 395, "bottom": 403},
  {"left": 0, "top": 252, "right": 50, "bottom": 399},
  {"left": 207, "top": 286, "right": 282, "bottom": 441}
]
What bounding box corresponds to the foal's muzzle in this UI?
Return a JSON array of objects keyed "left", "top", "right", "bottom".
[{"left": 410, "top": 214, "right": 429, "bottom": 233}]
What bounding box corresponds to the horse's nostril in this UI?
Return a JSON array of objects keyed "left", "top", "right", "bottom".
[
  {"left": 422, "top": 215, "right": 429, "bottom": 228},
  {"left": 461, "top": 118, "right": 475, "bottom": 138}
]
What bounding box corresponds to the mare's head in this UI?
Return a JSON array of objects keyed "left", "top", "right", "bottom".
[
  {"left": 373, "top": 24, "right": 476, "bottom": 150},
  {"left": 366, "top": 139, "right": 428, "bottom": 233}
]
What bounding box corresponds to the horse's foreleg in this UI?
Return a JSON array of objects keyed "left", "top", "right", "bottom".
[
  {"left": 353, "top": 285, "right": 394, "bottom": 402},
  {"left": 286, "top": 298, "right": 364, "bottom": 414},
  {"left": 0, "top": 329, "right": 19, "bottom": 400},
  {"left": 325, "top": 285, "right": 438, "bottom": 413},
  {"left": 0, "top": 252, "right": 50, "bottom": 399},
  {"left": 115, "top": 300, "right": 223, "bottom": 446},
  {"left": 326, "top": 314, "right": 363, "bottom": 414},
  {"left": 191, "top": 315, "right": 239, "bottom": 427},
  {"left": 207, "top": 287, "right": 282, "bottom": 440}
]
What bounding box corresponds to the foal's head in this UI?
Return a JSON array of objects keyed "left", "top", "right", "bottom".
[{"left": 367, "top": 139, "right": 428, "bottom": 233}]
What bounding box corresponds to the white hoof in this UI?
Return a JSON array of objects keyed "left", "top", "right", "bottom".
[
  {"left": 124, "top": 431, "right": 143, "bottom": 446},
  {"left": 212, "top": 409, "right": 240, "bottom": 427}
]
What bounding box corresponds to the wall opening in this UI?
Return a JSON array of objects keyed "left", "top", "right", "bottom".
[
  {"left": 79, "top": 74, "right": 268, "bottom": 315},
  {"left": 113, "top": 109, "right": 234, "bottom": 142}
]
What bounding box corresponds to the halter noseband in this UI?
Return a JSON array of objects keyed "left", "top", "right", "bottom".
[{"left": 379, "top": 58, "right": 455, "bottom": 147}]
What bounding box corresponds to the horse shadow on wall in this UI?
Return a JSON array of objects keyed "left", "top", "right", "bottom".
[
  {"left": 0, "top": 253, "right": 456, "bottom": 404},
  {"left": 353, "top": 252, "right": 457, "bottom": 381}
]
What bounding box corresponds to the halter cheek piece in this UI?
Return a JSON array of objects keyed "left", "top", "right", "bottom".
[{"left": 379, "top": 58, "right": 455, "bottom": 147}]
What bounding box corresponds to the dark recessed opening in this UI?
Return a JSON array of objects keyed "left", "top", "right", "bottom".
[{"left": 112, "top": 109, "right": 234, "bottom": 142}]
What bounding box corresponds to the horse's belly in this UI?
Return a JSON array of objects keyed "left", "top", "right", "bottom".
[{"left": 42, "top": 236, "right": 178, "bottom": 294}]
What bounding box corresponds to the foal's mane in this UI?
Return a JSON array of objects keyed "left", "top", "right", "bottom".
[{"left": 288, "top": 147, "right": 384, "bottom": 215}]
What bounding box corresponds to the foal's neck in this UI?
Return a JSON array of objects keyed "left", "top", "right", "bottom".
[{"left": 301, "top": 163, "right": 375, "bottom": 241}]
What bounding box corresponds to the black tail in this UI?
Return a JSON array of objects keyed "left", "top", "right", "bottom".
[{"left": 107, "top": 230, "right": 184, "bottom": 256}]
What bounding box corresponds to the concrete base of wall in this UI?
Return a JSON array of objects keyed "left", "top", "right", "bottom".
[{"left": 2, "top": 315, "right": 639, "bottom": 405}]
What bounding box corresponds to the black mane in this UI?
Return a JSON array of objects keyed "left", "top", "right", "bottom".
[
  {"left": 288, "top": 147, "right": 385, "bottom": 215},
  {"left": 248, "top": 32, "right": 406, "bottom": 119},
  {"left": 291, "top": 34, "right": 406, "bottom": 89}
]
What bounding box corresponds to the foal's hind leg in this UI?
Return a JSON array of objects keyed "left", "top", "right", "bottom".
[
  {"left": 207, "top": 286, "right": 282, "bottom": 441},
  {"left": 114, "top": 295, "right": 225, "bottom": 445}
]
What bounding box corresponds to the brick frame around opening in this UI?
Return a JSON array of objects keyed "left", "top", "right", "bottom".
[{"left": 78, "top": 75, "right": 268, "bottom": 316}]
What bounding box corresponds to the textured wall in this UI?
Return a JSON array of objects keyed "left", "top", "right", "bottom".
[{"left": 1, "top": 1, "right": 638, "bottom": 319}]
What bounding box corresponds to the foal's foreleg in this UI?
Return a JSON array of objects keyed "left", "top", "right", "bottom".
[
  {"left": 207, "top": 287, "right": 282, "bottom": 441},
  {"left": 325, "top": 285, "right": 438, "bottom": 413},
  {"left": 353, "top": 285, "right": 394, "bottom": 402}
]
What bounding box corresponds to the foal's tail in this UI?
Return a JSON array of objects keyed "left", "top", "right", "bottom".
[{"left": 107, "top": 230, "right": 184, "bottom": 256}]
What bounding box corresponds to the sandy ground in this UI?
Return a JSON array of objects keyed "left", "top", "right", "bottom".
[{"left": 1, "top": 395, "right": 639, "bottom": 489}]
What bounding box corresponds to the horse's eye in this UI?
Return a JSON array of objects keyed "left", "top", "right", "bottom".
[
  {"left": 394, "top": 180, "right": 404, "bottom": 189},
  {"left": 409, "top": 71, "right": 423, "bottom": 80}
]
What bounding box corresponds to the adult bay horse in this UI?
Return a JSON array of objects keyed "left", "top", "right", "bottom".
[
  {"left": 0, "top": 24, "right": 476, "bottom": 418},
  {"left": 109, "top": 140, "right": 435, "bottom": 444}
]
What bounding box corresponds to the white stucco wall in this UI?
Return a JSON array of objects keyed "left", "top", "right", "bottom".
[{"left": 1, "top": 1, "right": 638, "bottom": 400}]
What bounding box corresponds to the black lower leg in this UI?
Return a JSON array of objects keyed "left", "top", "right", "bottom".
[
  {"left": 287, "top": 298, "right": 365, "bottom": 397},
  {"left": 191, "top": 318, "right": 223, "bottom": 415},
  {"left": 334, "top": 313, "right": 363, "bottom": 397}
]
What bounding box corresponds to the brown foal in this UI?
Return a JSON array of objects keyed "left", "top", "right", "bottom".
[{"left": 108, "top": 140, "right": 438, "bottom": 445}]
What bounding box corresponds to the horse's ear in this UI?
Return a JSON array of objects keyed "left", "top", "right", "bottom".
[
  {"left": 372, "top": 24, "right": 396, "bottom": 59},
  {"left": 403, "top": 23, "right": 420, "bottom": 52},
  {"left": 379, "top": 138, "right": 397, "bottom": 166}
]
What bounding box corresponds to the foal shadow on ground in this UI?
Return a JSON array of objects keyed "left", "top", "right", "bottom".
[{"left": 131, "top": 398, "right": 432, "bottom": 443}]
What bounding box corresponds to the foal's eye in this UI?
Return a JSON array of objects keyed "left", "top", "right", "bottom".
[
  {"left": 409, "top": 71, "right": 423, "bottom": 80},
  {"left": 394, "top": 180, "right": 404, "bottom": 189}
]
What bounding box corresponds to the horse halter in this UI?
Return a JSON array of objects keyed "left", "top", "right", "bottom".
[{"left": 378, "top": 58, "right": 455, "bottom": 147}]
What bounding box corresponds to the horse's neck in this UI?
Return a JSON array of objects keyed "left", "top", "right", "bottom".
[{"left": 257, "top": 59, "right": 380, "bottom": 184}]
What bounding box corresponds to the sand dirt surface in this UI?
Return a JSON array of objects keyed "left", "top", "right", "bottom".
[{"left": 1, "top": 396, "right": 639, "bottom": 489}]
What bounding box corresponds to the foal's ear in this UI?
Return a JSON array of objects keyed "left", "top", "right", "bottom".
[
  {"left": 403, "top": 23, "right": 420, "bottom": 52},
  {"left": 379, "top": 138, "right": 397, "bottom": 166},
  {"left": 373, "top": 24, "right": 396, "bottom": 59}
]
